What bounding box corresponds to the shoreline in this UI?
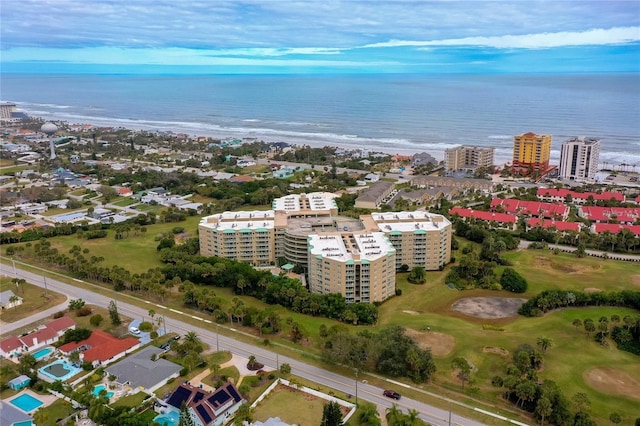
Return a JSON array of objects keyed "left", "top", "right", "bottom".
[{"left": 7, "top": 108, "right": 640, "bottom": 170}]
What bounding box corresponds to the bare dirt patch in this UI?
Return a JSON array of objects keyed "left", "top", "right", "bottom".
[
  {"left": 451, "top": 297, "right": 527, "bottom": 319},
  {"left": 404, "top": 328, "right": 455, "bottom": 356},
  {"left": 483, "top": 347, "right": 509, "bottom": 356},
  {"left": 532, "top": 256, "right": 600, "bottom": 274},
  {"left": 584, "top": 287, "right": 602, "bottom": 293},
  {"left": 631, "top": 275, "right": 640, "bottom": 288},
  {"left": 403, "top": 310, "right": 420, "bottom": 315},
  {"left": 584, "top": 367, "right": 640, "bottom": 401}
]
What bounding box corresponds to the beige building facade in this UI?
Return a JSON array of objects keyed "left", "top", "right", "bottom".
[{"left": 444, "top": 145, "right": 495, "bottom": 171}]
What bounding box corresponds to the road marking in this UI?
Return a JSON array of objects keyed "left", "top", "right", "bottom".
[
  {"left": 191, "top": 315, "right": 203, "bottom": 320},
  {"left": 385, "top": 378, "right": 411, "bottom": 388},
  {"left": 169, "top": 308, "right": 182, "bottom": 314},
  {"left": 144, "top": 301, "right": 151, "bottom": 304},
  {"left": 73, "top": 278, "right": 82, "bottom": 282},
  {"left": 157, "top": 305, "right": 167, "bottom": 309},
  {"left": 203, "top": 320, "right": 212, "bottom": 324}
]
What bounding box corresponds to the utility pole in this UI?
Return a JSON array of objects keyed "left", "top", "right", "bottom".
[
  {"left": 12, "top": 258, "right": 17, "bottom": 278},
  {"left": 216, "top": 323, "right": 220, "bottom": 352},
  {"left": 355, "top": 368, "right": 358, "bottom": 406},
  {"left": 276, "top": 353, "right": 279, "bottom": 378},
  {"left": 43, "top": 274, "right": 49, "bottom": 297}
]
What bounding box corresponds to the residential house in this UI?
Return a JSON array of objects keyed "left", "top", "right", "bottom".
[
  {"left": 273, "top": 167, "right": 295, "bottom": 179},
  {"left": 105, "top": 347, "right": 182, "bottom": 393},
  {"left": 490, "top": 198, "right": 569, "bottom": 220},
  {"left": 0, "top": 317, "right": 75, "bottom": 358},
  {"left": 163, "top": 382, "right": 244, "bottom": 426},
  {"left": 364, "top": 173, "right": 380, "bottom": 183},
  {"left": 0, "top": 400, "right": 34, "bottom": 426},
  {"left": 58, "top": 329, "right": 140, "bottom": 368},
  {"left": 412, "top": 176, "right": 494, "bottom": 192},
  {"left": 536, "top": 188, "right": 625, "bottom": 204},
  {"left": 449, "top": 207, "right": 517, "bottom": 230},
  {"left": 0, "top": 290, "right": 23, "bottom": 309},
  {"left": 15, "top": 203, "right": 47, "bottom": 215},
  {"left": 354, "top": 181, "right": 395, "bottom": 209},
  {"left": 527, "top": 218, "right": 581, "bottom": 232}
]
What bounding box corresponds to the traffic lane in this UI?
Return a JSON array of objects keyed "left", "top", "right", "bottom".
[{"left": 14, "top": 265, "right": 484, "bottom": 426}]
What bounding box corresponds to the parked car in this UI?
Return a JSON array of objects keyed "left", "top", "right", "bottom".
[
  {"left": 383, "top": 390, "right": 401, "bottom": 400},
  {"left": 168, "top": 336, "right": 181, "bottom": 343},
  {"left": 255, "top": 369, "right": 268, "bottom": 375},
  {"left": 129, "top": 326, "right": 140, "bottom": 335}
]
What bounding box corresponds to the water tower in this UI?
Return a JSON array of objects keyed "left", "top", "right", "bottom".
[{"left": 41, "top": 122, "right": 58, "bottom": 160}]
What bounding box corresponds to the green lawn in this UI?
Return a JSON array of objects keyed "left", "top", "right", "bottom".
[
  {"left": 252, "top": 383, "right": 329, "bottom": 426},
  {"left": 33, "top": 398, "right": 76, "bottom": 426},
  {"left": 0, "top": 277, "right": 66, "bottom": 324},
  {"left": 112, "top": 197, "right": 139, "bottom": 207},
  {"left": 111, "top": 391, "right": 149, "bottom": 408}
]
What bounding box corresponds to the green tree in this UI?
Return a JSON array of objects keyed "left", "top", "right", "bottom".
[
  {"left": 572, "top": 318, "right": 583, "bottom": 329},
  {"left": 386, "top": 405, "right": 404, "bottom": 426},
  {"left": 536, "top": 337, "right": 553, "bottom": 353},
  {"left": 68, "top": 298, "right": 86, "bottom": 310},
  {"left": 108, "top": 300, "right": 121, "bottom": 326},
  {"left": 535, "top": 397, "right": 552, "bottom": 426},
  {"left": 321, "top": 401, "right": 343, "bottom": 426},
  {"left": 572, "top": 392, "right": 591, "bottom": 412},
  {"left": 451, "top": 357, "right": 472, "bottom": 390},
  {"left": 500, "top": 268, "right": 528, "bottom": 293},
  {"left": 357, "top": 403, "right": 381, "bottom": 426},
  {"left": 279, "top": 363, "right": 292, "bottom": 376},
  {"left": 407, "top": 266, "right": 426, "bottom": 284},
  {"left": 609, "top": 413, "right": 622, "bottom": 425},
  {"left": 178, "top": 402, "right": 195, "bottom": 426},
  {"left": 90, "top": 314, "right": 104, "bottom": 327},
  {"left": 18, "top": 354, "right": 36, "bottom": 374}
]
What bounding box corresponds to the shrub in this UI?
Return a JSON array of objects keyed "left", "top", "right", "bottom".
[
  {"left": 395, "top": 288, "right": 402, "bottom": 296},
  {"left": 89, "top": 314, "right": 104, "bottom": 327},
  {"left": 500, "top": 268, "right": 528, "bottom": 293},
  {"left": 482, "top": 324, "right": 505, "bottom": 331},
  {"left": 53, "top": 311, "right": 65, "bottom": 319},
  {"left": 76, "top": 307, "right": 92, "bottom": 317},
  {"left": 138, "top": 321, "right": 153, "bottom": 332},
  {"left": 150, "top": 331, "right": 159, "bottom": 339}
]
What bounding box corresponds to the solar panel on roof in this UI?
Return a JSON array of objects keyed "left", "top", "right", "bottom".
[
  {"left": 209, "top": 389, "right": 231, "bottom": 406},
  {"left": 196, "top": 404, "right": 213, "bottom": 424},
  {"left": 193, "top": 391, "right": 205, "bottom": 403},
  {"left": 167, "top": 385, "right": 191, "bottom": 408},
  {"left": 226, "top": 385, "right": 242, "bottom": 402}
]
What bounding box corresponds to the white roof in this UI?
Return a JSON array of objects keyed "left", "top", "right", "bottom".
[
  {"left": 308, "top": 232, "right": 394, "bottom": 262},
  {"left": 200, "top": 210, "right": 275, "bottom": 230},
  {"left": 370, "top": 211, "right": 451, "bottom": 232},
  {"left": 272, "top": 192, "right": 338, "bottom": 212}
]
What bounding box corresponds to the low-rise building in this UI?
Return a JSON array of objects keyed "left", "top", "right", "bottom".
[
  {"left": 105, "top": 346, "right": 182, "bottom": 393},
  {"left": 0, "top": 290, "right": 23, "bottom": 309},
  {"left": 163, "top": 382, "right": 244, "bottom": 426},
  {"left": 354, "top": 181, "right": 395, "bottom": 209},
  {"left": 0, "top": 317, "right": 75, "bottom": 358},
  {"left": 59, "top": 329, "right": 140, "bottom": 368},
  {"left": 0, "top": 400, "right": 34, "bottom": 426}
]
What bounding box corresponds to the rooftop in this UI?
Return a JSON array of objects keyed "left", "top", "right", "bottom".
[{"left": 106, "top": 346, "right": 182, "bottom": 390}]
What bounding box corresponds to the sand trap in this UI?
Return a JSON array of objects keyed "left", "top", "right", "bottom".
[
  {"left": 584, "top": 287, "right": 602, "bottom": 293},
  {"left": 483, "top": 347, "right": 509, "bottom": 356},
  {"left": 584, "top": 367, "right": 640, "bottom": 401},
  {"left": 404, "top": 328, "right": 455, "bottom": 356},
  {"left": 631, "top": 275, "right": 640, "bottom": 288},
  {"left": 403, "top": 310, "right": 420, "bottom": 315},
  {"left": 451, "top": 297, "right": 527, "bottom": 319}
]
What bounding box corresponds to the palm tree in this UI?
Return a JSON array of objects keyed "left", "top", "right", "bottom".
[
  {"left": 386, "top": 404, "right": 404, "bottom": 426},
  {"left": 536, "top": 337, "right": 553, "bottom": 353}
]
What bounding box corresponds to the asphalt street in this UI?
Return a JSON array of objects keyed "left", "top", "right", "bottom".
[{"left": 5, "top": 262, "right": 526, "bottom": 426}]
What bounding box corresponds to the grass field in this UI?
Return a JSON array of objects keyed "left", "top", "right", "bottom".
[
  {"left": 0, "top": 277, "right": 66, "bottom": 323},
  {"left": 3, "top": 220, "right": 639, "bottom": 424},
  {"left": 252, "top": 383, "right": 330, "bottom": 426}
]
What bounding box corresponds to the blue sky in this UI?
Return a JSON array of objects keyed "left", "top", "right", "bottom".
[{"left": 1, "top": 0, "right": 639, "bottom": 74}]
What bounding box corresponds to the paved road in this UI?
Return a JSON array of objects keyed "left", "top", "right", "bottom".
[
  {"left": 8, "top": 264, "right": 525, "bottom": 426},
  {"left": 517, "top": 241, "right": 640, "bottom": 261}
]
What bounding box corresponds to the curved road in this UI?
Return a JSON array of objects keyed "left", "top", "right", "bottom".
[{"left": 9, "top": 264, "right": 525, "bottom": 426}]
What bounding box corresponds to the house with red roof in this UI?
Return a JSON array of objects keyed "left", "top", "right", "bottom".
[
  {"left": 449, "top": 207, "right": 517, "bottom": 230},
  {"left": 537, "top": 188, "right": 625, "bottom": 204},
  {"left": 58, "top": 329, "right": 140, "bottom": 367},
  {"left": 0, "top": 317, "right": 75, "bottom": 358},
  {"left": 591, "top": 223, "right": 640, "bottom": 236},
  {"left": 578, "top": 206, "right": 640, "bottom": 224},
  {"left": 527, "top": 218, "right": 581, "bottom": 232},
  {"left": 491, "top": 198, "right": 569, "bottom": 220}
]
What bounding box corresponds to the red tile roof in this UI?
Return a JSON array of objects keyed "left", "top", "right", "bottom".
[
  {"left": 537, "top": 188, "right": 625, "bottom": 202},
  {"left": 46, "top": 316, "right": 76, "bottom": 333},
  {"left": 20, "top": 327, "right": 58, "bottom": 349},
  {"left": 450, "top": 207, "right": 517, "bottom": 223},
  {"left": 59, "top": 330, "right": 139, "bottom": 363},
  {"left": 527, "top": 218, "right": 580, "bottom": 232},
  {"left": 593, "top": 223, "right": 640, "bottom": 235},
  {"left": 579, "top": 206, "right": 640, "bottom": 223},
  {"left": 491, "top": 198, "right": 568, "bottom": 218},
  {"left": 0, "top": 336, "right": 24, "bottom": 353}
]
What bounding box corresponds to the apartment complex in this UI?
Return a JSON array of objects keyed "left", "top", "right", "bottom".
[
  {"left": 559, "top": 136, "right": 601, "bottom": 182},
  {"left": 0, "top": 103, "right": 17, "bottom": 120},
  {"left": 308, "top": 232, "right": 396, "bottom": 303},
  {"left": 361, "top": 211, "right": 452, "bottom": 271},
  {"left": 512, "top": 132, "right": 552, "bottom": 175},
  {"left": 199, "top": 192, "right": 453, "bottom": 303},
  {"left": 444, "top": 145, "right": 495, "bottom": 171}
]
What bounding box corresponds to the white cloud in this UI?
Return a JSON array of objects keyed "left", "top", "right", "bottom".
[{"left": 364, "top": 27, "right": 640, "bottom": 50}]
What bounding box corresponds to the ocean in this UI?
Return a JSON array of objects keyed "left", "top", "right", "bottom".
[{"left": 2, "top": 73, "right": 639, "bottom": 166}]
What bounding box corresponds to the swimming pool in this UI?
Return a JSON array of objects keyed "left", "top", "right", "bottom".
[
  {"left": 93, "top": 384, "right": 114, "bottom": 399},
  {"left": 10, "top": 393, "right": 44, "bottom": 413},
  {"left": 154, "top": 410, "right": 180, "bottom": 426},
  {"left": 39, "top": 359, "right": 82, "bottom": 382},
  {"left": 32, "top": 347, "right": 54, "bottom": 361}
]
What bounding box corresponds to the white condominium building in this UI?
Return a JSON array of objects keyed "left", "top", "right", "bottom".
[
  {"left": 307, "top": 232, "right": 396, "bottom": 303},
  {"left": 559, "top": 136, "right": 601, "bottom": 182},
  {"left": 362, "top": 211, "right": 452, "bottom": 271}
]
